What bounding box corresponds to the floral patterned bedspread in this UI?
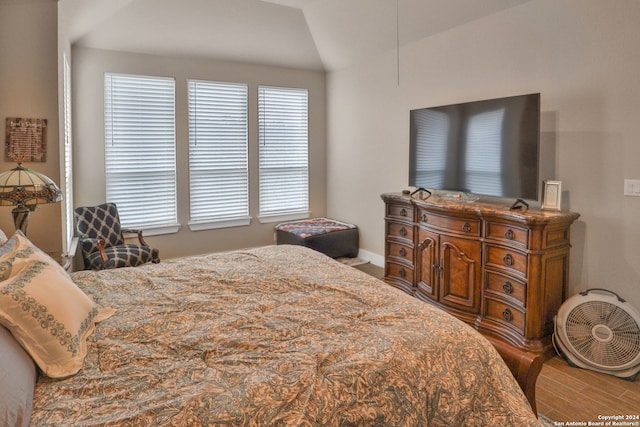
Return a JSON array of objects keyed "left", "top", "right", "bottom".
[{"left": 31, "top": 245, "right": 544, "bottom": 426}]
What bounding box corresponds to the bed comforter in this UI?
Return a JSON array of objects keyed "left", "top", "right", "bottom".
[{"left": 30, "top": 245, "right": 545, "bottom": 426}]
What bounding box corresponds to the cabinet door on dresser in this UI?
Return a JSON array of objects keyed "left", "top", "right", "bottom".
[
  {"left": 439, "top": 234, "right": 482, "bottom": 314},
  {"left": 415, "top": 228, "right": 438, "bottom": 302},
  {"left": 415, "top": 227, "right": 482, "bottom": 314}
]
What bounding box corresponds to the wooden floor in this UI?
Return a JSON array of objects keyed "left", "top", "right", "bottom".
[
  {"left": 353, "top": 262, "right": 640, "bottom": 421},
  {"left": 537, "top": 356, "right": 640, "bottom": 423}
]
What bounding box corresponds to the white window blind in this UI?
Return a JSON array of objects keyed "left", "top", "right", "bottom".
[
  {"left": 258, "top": 86, "right": 309, "bottom": 222},
  {"left": 62, "top": 53, "right": 74, "bottom": 251},
  {"left": 104, "top": 73, "right": 178, "bottom": 232},
  {"left": 188, "top": 80, "right": 249, "bottom": 230}
]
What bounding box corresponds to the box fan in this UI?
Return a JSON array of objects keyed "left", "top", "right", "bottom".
[{"left": 553, "top": 288, "right": 640, "bottom": 380}]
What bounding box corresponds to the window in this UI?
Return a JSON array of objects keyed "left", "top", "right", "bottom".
[
  {"left": 258, "top": 86, "right": 309, "bottom": 222},
  {"left": 61, "top": 53, "right": 74, "bottom": 252},
  {"left": 104, "top": 73, "right": 178, "bottom": 233},
  {"left": 188, "top": 80, "right": 249, "bottom": 230}
]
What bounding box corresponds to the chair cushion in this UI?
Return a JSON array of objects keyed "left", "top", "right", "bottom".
[{"left": 86, "top": 245, "right": 159, "bottom": 270}]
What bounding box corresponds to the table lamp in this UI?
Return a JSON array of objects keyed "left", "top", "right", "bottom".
[{"left": 0, "top": 163, "right": 63, "bottom": 235}]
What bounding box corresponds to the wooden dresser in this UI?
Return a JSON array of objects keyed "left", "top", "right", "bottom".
[{"left": 382, "top": 192, "right": 580, "bottom": 356}]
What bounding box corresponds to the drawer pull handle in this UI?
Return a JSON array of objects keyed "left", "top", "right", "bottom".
[
  {"left": 400, "top": 208, "right": 407, "bottom": 217},
  {"left": 399, "top": 227, "right": 407, "bottom": 237},
  {"left": 503, "top": 254, "right": 514, "bottom": 266},
  {"left": 502, "top": 309, "right": 513, "bottom": 321},
  {"left": 399, "top": 268, "right": 406, "bottom": 278},
  {"left": 432, "top": 264, "right": 444, "bottom": 275},
  {"left": 505, "top": 229, "right": 515, "bottom": 240},
  {"left": 462, "top": 222, "right": 471, "bottom": 233},
  {"left": 502, "top": 281, "right": 514, "bottom": 294},
  {"left": 399, "top": 247, "right": 407, "bottom": 257}
]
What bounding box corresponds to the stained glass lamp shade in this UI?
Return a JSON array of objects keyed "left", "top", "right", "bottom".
[{"left": 0, "top": 163, "right": 63, "bottom": 235}]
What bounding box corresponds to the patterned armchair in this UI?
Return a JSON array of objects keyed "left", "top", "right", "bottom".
[{"left": 74, "top": 203, "right": 160, "bottom": 270}]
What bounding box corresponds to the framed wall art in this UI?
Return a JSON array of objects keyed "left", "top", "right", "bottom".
[{"left": 5, "top": 117, "right": 48, "bottom": 162}]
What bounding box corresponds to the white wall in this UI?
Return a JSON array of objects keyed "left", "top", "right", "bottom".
[
  {"left": 72, "top": 47, "right": 326, "bottom": 259},
  {"left": 0, "top": 0, "right": 62, "bottom": 255},
  {"left": 326, "top": 0, "right": 640, "bottom": 310}
]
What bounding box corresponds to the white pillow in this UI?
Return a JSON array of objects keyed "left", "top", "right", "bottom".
[
  {"left": 0, "top": 232, "right": 113, "bottom": 378},
  {"left": 0, "top": 229, "right": 7, "bottom": 244},
  {"left": 0, "top": 325, "right": 36, "bottom": 427}
]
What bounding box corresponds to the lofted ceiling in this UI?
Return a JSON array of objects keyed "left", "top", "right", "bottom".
[{"left": 59, "top": 0, "right": 532, "bottom": 72}]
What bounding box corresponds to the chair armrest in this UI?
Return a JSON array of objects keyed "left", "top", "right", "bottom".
[
  {"left": 79, "top": 237, "right": 102, "bottom": 256},
  {"left": 96, "top": 239, "right": 108, "bottom": 265},
  {"left": 122, "top": 228, "right": 149, "bottom": 246}
]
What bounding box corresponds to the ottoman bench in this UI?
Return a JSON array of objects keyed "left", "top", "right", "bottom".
[{"left": 275, "top": 217, "right": 359, "bottom": 258}]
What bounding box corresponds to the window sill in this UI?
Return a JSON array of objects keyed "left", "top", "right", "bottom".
[
  {"left": 188, "top": 216, "right": 251, "bottom": 231},
  {"left": 258, "top": 211, "right": 310, "bottom": 224},
  {"left": 138, "top": 224, "right": 181, "bottom": 236}
]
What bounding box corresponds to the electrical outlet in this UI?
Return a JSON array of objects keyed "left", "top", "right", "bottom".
[{"left": 624, "top": 179, "right": 640, "bottom": 196}]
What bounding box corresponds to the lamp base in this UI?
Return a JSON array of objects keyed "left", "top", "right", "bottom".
[{"left": 11, "top": 205, "right": 31, "bottom": 235}]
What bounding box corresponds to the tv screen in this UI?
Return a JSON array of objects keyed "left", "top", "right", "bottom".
[{"left": 409, "top": 93, "right": 540, "bottom": 201}]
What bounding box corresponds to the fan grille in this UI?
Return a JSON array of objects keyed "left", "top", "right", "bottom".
[{"left": 565, "top": 300, "right": 640, "bottom": 369}]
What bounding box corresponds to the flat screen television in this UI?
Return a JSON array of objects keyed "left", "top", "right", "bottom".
[{"left": 409, "top": 93, "right": 540, "bottom": 201}]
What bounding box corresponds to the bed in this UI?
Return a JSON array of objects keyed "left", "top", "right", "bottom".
[{"left": 0, "top": 233, "right": 547, "bottom": 426}]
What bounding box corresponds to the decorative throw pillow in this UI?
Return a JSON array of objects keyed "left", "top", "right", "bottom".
[{"left": 0, "top": 232, "right": 113, "bottom": 378}]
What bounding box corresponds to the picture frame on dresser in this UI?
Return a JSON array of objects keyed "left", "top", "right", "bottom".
[{"left": 542, "top": 180, "right": 562, "bottom": 211}]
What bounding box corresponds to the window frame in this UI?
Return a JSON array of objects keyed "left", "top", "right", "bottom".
[
  {"left": 257, "top": 85, "right": 310, "bottom": 224},
  {"left": 61, "top": 52, "right": 74, "bottom": 252},
  {"left": 187, "top": 79, "right": 250, "bottom": 231},
  {"left": 103, "top": 72, "right": 180, "bottom": 235}
]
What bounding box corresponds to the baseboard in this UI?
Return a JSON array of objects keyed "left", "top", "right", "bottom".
[{"left": 357, "top": 249, "right": 384, "bottom": 267}]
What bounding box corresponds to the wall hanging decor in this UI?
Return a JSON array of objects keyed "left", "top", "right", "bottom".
[{"left": 5, "top": 117, "right": 47, "bottom": 162}]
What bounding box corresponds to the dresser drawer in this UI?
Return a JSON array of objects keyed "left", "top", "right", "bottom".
[
  {"left": 485, "top": 245, "right": 528, "bottom": 277},
  {"left": 485, "top": 271, "right": 526, "bottom": 306},
  {"left": 418, "top": 210, "right": 480, "bottom": 236},
  {"left": 386, "top": 261, "right": 414, "bottom": 284},
  {"left": 484, "top": 298, "right": 525, "bottom": 334},
  {"left": 387, "top": 221, "right": 414, "bottom": 242},
  {"left": 485, "top": 222, "right": 529, "bottom": 249},
  {"left": 386, "top": 203, "right": 412, "bottom": 221},
  {"left": 386, "top": 241, "right": 413, "bottom": 264}
]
